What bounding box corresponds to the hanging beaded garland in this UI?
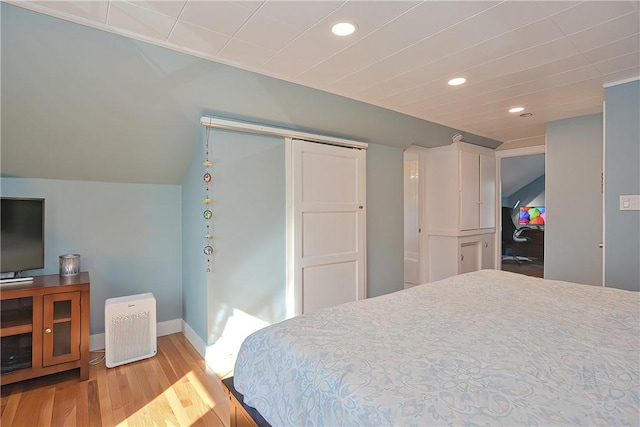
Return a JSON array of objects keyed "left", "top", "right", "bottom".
[{"left": 203, "top": 128, "right": 214, "bottom": 272}]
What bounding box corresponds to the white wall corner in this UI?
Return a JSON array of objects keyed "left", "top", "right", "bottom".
[{"left": 90, "top": 318, "right": 184, "bottom": 351}]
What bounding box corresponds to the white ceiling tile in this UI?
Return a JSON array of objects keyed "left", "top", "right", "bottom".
[
  {"left": 401, "top": 64, "right": 601, "bottom": 117},
  {"left": 569, "top": 12, "right": 640, "bottom": 52},
  {"left": 256, "top": 0, "right": 342, "bottom": 32},
  {"left": 469, "top": 38, "right": 582, "bottom": 81},
  {"left": 334, "top": 15, "right": 568, "bottom": 103},
  {"left": 416, "top": 77, "right": 604, "bottom": 126},
  {"left": 296, "top": 1, "right": 420, "bottom": 85},
  {"left": 26, "top": 0, "right": 109, "bottom": 23},
  {"left": 260, "top": 31, "right": 346, "bottom": 77},
  {"left": 179, "top": 1, "right": 255, "bottom": 36},
  {"left": 551, "top": 1, "right": 638, "bottom": 35},
  {"left": 602, "top": 66, "right": 640, "bottom": 85},
  {"left": 319, "top": 2, "right": 499, "bottom": 93},
  {"left": 537, "top": 1, "right": 581, "bottom": 17},
  {"left": 108, "top": 1, "right": 176, "bottom": 41},
  {"left": 583, "top": 35, "right": 640, "bottom": 64},
  {"left": 218, "top": 38, "right": 275, "bottom": 69},
  {"left": 594, "top": 52, "right": 640, "bottom": 75},
  {"left": 168, "top": 21, "right": 230, "bottom": 56},
  {"left": 126, "top": 1, "right": 186, "bottom": 18},
  {"left": 262, "top": 1, "right": 420, "bottom": 79},
  {"left": 232, "top": 1, "right": 265, "bottom": 13},
  {"left": 234, "top": 13, "right": 302, "bottom": 52}
]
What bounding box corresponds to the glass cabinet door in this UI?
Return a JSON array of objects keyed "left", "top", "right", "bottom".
[
  {"left": 43, "top": 292, "right": 80, "bottom": 367},
  {"left": 0, "top": 297, "right": 34, "bottom": 374}
]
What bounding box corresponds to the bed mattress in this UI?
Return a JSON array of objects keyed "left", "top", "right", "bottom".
[{"left": 234, "top": 270, "right": 640, "bottom": 426}]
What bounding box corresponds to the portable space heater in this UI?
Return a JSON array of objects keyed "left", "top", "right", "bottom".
[{"left": 105, "top": 293, "right": 157, "bottom": 368}]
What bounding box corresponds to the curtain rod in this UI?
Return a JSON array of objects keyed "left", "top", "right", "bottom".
[{"left": 200, "top": 116, "right": 368, "bottom": 150}]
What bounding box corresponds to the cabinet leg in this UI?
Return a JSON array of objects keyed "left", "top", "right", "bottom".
[{"left": 80, "top": 363, "right": 89, "bottom": 381}]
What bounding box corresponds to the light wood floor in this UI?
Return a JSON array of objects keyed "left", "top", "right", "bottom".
[{"left": 1, "top": 333, "right": 230, "bottom": 427}]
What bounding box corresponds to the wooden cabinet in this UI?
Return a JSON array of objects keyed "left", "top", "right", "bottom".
[
  {"left": 1, "top": 272, "right": 90, "bottom": 385},
  {"left": 425, "top": 142, "right": 496, "bottom": 282}
]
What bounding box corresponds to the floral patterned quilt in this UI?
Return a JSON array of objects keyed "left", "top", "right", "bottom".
[{"left": 234, "top": 270, "right": 639, "bottom": 426}]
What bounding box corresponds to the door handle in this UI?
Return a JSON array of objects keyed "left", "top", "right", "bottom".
[{"left": 45, "top": 328, "right": 52, "bottom": 334}]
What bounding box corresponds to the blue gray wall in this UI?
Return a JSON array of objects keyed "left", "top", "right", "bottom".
[
  {"left": 0, "top": 178, "right": 182, "bottom": 334},
  {"left": 182, "top": 136, "right": 210, "bottom": 341},
  {"left": 1, "top": 3, "right": 412, "bottom": 345},
  {"left": 182, "top": 130, "right": 405, "bottom": 345},
  {"left": 182, "top": 129, "right": 287, "bottom": 346},
  {"left": 604, "top": 80, "right": 640, "bottom": 291},
  {"left": 366, "top": 143, "right": 404, "bottom": 298},
  {"left": 504, "top": 175, "right": 546, "bottom": 211},
  {"left": 546, "top": 114, "right": 603, "bottom": 286}
]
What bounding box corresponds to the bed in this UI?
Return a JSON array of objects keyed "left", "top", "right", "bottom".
[{"left": 234, "top": 270, "right": 640, "bottom": 426}]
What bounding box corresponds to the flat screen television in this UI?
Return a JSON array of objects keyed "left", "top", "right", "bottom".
[
  {"left": 519, "top": 206, "right": 545, "bottom": 226},
  {"left": 1, "top": 198, "right": 45, "bottom": 274}
]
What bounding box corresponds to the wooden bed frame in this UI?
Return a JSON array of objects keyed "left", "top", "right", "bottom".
[{"left": 222, "top": 377, "right": 271, "bottom": 427}]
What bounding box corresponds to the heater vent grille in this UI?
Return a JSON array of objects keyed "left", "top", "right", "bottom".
[{"left": 105, "top": 293, "right": 157, "bottom": 368}]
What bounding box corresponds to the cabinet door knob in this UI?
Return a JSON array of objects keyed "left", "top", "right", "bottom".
[{"left": 45, "top": 328, "right": 52, "bottom": 334}]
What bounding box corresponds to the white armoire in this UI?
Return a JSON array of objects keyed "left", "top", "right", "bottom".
[{"left": 425, "top": 142, "right": 496, "bottom": 281}]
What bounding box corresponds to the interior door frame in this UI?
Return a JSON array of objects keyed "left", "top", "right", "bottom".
[
  {"left": 285, "top": 137, "right": 367, "bottom": 318},
  {"left": 403, "top": 146, "right": 429, "bottom": 286},
  {"left": 494, "top": 144, "right": 546, "bottom": 273}
]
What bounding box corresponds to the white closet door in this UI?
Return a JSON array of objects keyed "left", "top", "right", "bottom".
[
  {"left": 459, "top": 151, "right": 480, "bottom": 230},
  {"left": 479, "top": 154, "right": 496, "bottom": 229},
  {"left": 292, "top": 139, "right": 366, "bottom": 315}
]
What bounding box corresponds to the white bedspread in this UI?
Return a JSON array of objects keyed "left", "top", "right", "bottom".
[{"left": 234, "top": 270, "right": 640, "bottom": 426}]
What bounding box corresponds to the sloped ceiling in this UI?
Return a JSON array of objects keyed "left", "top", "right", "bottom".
[
  {"left": 9, "top": 0, "right": 640, "bottom": 143},
  {"left": 2, "top": 1, "right": 638, "bottom": 185},
  {"left": 1, "top": 3, "right": 501, "bottom": 184},
  {"left": 501, "top": 154, "right": 546, "bottom": 198}
]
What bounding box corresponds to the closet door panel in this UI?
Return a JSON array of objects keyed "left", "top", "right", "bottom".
[{"left": 459, "top": 151, "right": 480, "bottom": 231}]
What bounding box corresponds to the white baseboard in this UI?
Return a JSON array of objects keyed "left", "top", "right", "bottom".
[
  {"left": 90, "top": 317, "right": 183, "bottom": 351},
  {"left": 181, "top": 319, "right": 207, "bottom": 358}
]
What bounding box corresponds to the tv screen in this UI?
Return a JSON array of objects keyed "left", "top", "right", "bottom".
[
  {"left": 519, "top": 206, "right": 545, "bottom": 225},
  {"left": 1, "top": 198, "right": 45, "bottom": 274}
]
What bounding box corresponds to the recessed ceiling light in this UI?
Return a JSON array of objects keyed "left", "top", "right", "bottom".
[
  {"left": 331, "top": 21, "right": 357, "bottom": 36},
  {"left": 448, "top": 77, "right": 466, "bottom": 86},
  {"left": 509, "top": 107, "right": 525, "bottom": 113}
]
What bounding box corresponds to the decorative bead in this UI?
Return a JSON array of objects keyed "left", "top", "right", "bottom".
[
  {"left": 203, "top": 245, "right": 213, "bottom": 255},
  {"left": 202, "top": 160, "right": 213, "bottom": 167},
  {"left": 203, "top": 198, "right": 212, "bottom": 204},
  {"left": 204, "top": 210, "right": 212, "bottom": 219}
]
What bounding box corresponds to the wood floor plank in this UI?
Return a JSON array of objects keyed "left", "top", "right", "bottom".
[
  {"left": 0, "top": 382, "right": 22, "bottom": 426},
  {"left": 95, "top": 359, "right": 114, "bottom": 427},
  {"left": 168, "top": 334, "right": 230, "bottom": 423},
  {"left": 75, "top": 376, "right": 90, "bottom": 426},
  {"left": 51, "top": 380, "right": 77, "bottom": 426},
  {"left": 37, "top": 386, "right": 56, "bottom": 426},
  {"left": 87, "top": 379, "right": 102, "bottom": 427},
  {"left": 0, "top": 333, "right": 229, "bottom": 427}
]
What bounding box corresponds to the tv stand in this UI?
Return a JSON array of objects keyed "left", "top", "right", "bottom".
[{"left": 0, "top": 272, "right": 90, "bottom": 385}]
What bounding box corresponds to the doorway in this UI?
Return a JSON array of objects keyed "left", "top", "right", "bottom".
[{"left": 497, "top": 147, "right": 545, "bottom": 278}]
